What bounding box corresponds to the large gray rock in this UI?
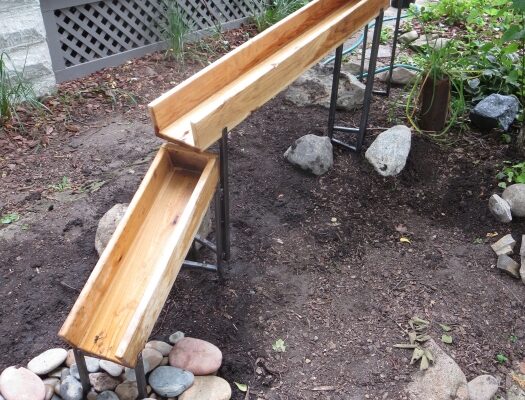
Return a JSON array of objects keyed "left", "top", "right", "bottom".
[
  {"left": 398, "top": 30, "right": 418, "bottom": 45},
  {"left": 60, "top": 376, "right": 83, "bottom": 400},
  {"left": 489, "top": 194, "right": 512, "bottom": 223},
  {"left": 365, "top": 125, "right": 412, "bottom": 177},
  {"left": 95, "top": 203, "right": 128, "bottom": 256},
  {"left": 284, "top": 64, "right": 365, "bottom": 110},
  {"left": 470, "top": 94, "right": 519, "bottom": 131},
  {"left": 467, "top": 375, "right": 499, "bottom": 400},
  {"left": 377, "top": 67, "right": 418, "bottom": 85},
  {"left": 284, "top": 134, "right": 333, "bottom": 176},
  {"left": 406, "top": 339, "right": 468, "bottom": 400},
  {"left": 508, "top": 379, "right": 525, "bottom": 400},
  {"left": 0, "top": 366, "right": 46, "bottom": 400},
  {"left": 148, "top": 366, "right": 194, "bottom": 397},
  {"left": 502, "top": 184, "right": 525, "bottom": 217}
]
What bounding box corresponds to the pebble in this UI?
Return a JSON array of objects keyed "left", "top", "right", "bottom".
[
  {"left": 169, "top": 337, "right": 222, "bottom": 375},
  {"left": 0, "top": 366, "right": 46, "bottom": 400},
  {"left": 44, "top": 384, "right": 55, "bottom": 400},
  {"left": 148, "top": 366, "right": 194, "bottom": 397},
  {"left": 99, "top": 360, "right": 123, "bottom": 377},
  {"left": 146, "top": 341, "right": 173, "bottom": 356},
  {"left": 65, "top": 350, "right": 76, "bottom": 367},
  {"left": 28, "top": 348, "right": 68, "bottom": 376},
  {"left": 97, "top": 391, "right": 119, "bottom": 400},
  {"left": 60, "top": 376, "right": 83, "bottom": 400},
  {"left": 143, "top": 348, "right": 163, "bottom": 372},
  {"left": 70, "top": 356, "right": 100, "bottom": 379},
  {"left": 87, "top": 391, "right": 97, "bottom": 400},
  {"left": 169, "top": 331, "right": 185, "bottom": 344},
  {"left": 179, "top": 376, "right": 232, "bottom": 400},
  {"left": 115, "top": 381, "right": 138, "bottom": 400},
  {"left": 89, "top": 372, "right": 119, "bottom": 392},
  {"left": 467, "top": 375, "right": 499, "bottom": 400},
  {"left": 503, "top": 184, "right": 525, "bottom": 217}
]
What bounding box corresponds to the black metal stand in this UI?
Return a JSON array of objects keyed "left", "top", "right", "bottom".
[
  {"left": 327, "top": 9, "right": 385, "bottom": 152},
  {"left": 182, "top": 127, "right": 230, "bottom": 276}
]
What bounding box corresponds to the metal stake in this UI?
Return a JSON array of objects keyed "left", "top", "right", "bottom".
[
  {"left": 73, "top": 349, "right": 91, "bottom": 397},
  {"left": 135, "top": 354, "right": 148, "bottom": 399},
  {"left": 359, "top": 24, "right": 369, "bottom": 82},
  {"left": 219, "top": 128, "right": 230, "bottom": 261},
  {"left": 327, "top": 45, "right": 344, "bottom": 141},
  {"left": 214, "top": 188, "right": 224, "bottom": 278}
]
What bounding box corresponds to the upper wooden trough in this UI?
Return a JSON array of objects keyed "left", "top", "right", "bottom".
[
  {"left": 148, "top": 0, "right": 389, "bottom": 151},
  {"left": 59, "top": 144, "right": 218, "bottom": 367}
]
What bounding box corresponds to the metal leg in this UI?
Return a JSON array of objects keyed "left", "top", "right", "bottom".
[
  {"left": 327, "top": 45, "right": 344, "bottom": 140},
  {"left": 135, "top": 354, "right": 148, "bottom": 399},
  {"left": 219, "top": 128, "right": 230, "bottom": 261},
  {"left": 327, "top": 10, "right": 384, "bottom": 152},
  {"left": 356, "top": 9, "right": 384, "bottom": 152},
  {"left": 214, "top": 188, "right": 224, "bottom": 278},
  {"left": 73, "top": 349, "right": 91, "bottom": 397},
  {"left": 374, "top": 5, "right": 403, "bottom": 97},
  {"left": 359, "top": 25, "right": 369, "bottom": 82}
]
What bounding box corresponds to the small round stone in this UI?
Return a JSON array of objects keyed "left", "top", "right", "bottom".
[
  {"left": 148, "top": 366, "right": 194, "bottom": 397},
  {"left": 146, "top": 341, "right": 173, "bottom": 356},
  {"left": 28, "top": 348, "right": 68, "bottom": 376},
  {"left": 179, "top": 376, "right": 232, "bottom": 400},
  {"left": 115, "top": 381, "right": 138, "bottom": 400},
  {"left": 65, "top": 350, "right": 76, "bottom": 367},
  {"left": 0, "top": 366, "right": 46, "bottom": 400},
  {"left": 97, "top": 391, "right": 119, "bottom": 400},
  {"left": 168, "top": 331, "right": 185, "bottom": 344},
  {"left": 99, "top": 360, "right": 123, "bottom": 377},
  {"left": 89, "top": 372, "right": 119, "bottom": 392},
  {"left": 60, "top": 376, "right": 83, "bottom": 400},
  {"left": 142, "top": 348, "right": 163, "bottom": 372},
  {"left": 169, "top": 337, "right": 222, "bottom": 375}
]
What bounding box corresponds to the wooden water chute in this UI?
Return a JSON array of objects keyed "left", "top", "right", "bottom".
[{"left": 59, "top": 0, "right": 389, "bottom": 398}]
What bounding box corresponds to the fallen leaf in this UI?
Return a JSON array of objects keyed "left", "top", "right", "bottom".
[
  {"left": 441, "top": 334, "right": 453, "bottom": 344},
  {"left": 439, "top": 323, "right": 452, "bottom": 332},
  {"left": 234, "top": 382, "right": 247, "bottom": 392},
  {"left": 486, "top": 231, "right": 498, "bottom": 238},
  {"left": 410, "top": 348, "right": 424, "bottom": 364},
  {"left": 400, "top": 237, "right": 411, "bottom": 244},
  {"left": 420, "top": 354, "right": 429, "bottom": 370}
]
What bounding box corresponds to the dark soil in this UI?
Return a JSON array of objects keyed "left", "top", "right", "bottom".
[{"left": 1, "top": 26, "right": 524, "bottom": 400}]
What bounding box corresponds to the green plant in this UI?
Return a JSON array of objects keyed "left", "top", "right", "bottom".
[
  {"left": 272, "top": 338, "right": 286, "bottom": 352},
  {"left": 253, "top": 0, "right": 308, "bottom": 32},
  {"left": 0, "top": 213, "right": 19, "bottom": 224},
  {"left": 496, "top": 161, "right": 525, "bottom": 188},
  {"left": 496, "top": 353, "right": 508, "bottom": 364},
  {"left": 49, "top": 176, "right": 71, "bottom": 192},
  {"left": 162, "top": 0, "right": 193, "bottom": 60},
  {"left": 380, "top": 27, "right": 393, "bottom": 45},
  {"left": 0, "top": 51, "right": 44, "bottom": 126}
]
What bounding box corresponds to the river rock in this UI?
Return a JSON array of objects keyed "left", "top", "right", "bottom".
[
  {"left": 60, "top": 376, "right": 83, "bottom": 400},
  {"left": 99, "top": 360, "right": 123, "bottom": 377},
  {"left": 377, "top": 67, "right": 417, "bottom": 85},
  {"left": 70, "top": 356, "right": 100, "bottom": 379},
  {"left": 467, "top": 375, "right": 499, "bottom": 400},
  {"left": 95, "top": 203, "right": 128, "bottom": 256},
  {"left": 169, "top": 331, "right": 185, "bottom": 344},
  {"left": 65, "top": 350, "right": 75, "bottom": 367},
  {"left": 0, "top": 366, "right": 46, "bottom": 400},
  {"left": 365, "top": 125, "right": 411, "bottom": 177},
  {"left": 178, "top": 376, "right": 231, "bottom": 400},
  {"left": 491, "top": 234, "right": 516, "bottom": 256},
  {"left": 28, "top": 348, "right": 68, "bottom": 376},
  {"left": 284, "top": 134, "right": 333, "bottom": 176},
  {"left": 285, "top": 64, "right": 365, "bottom": 110},
  {"left": 470, "top": 94, "right": 519, "bottom": 131},
  {"left": 503, "top": 184, "right": 525, "bottom": 217},
  {"left": 489, "top": 194, "right": 512, "bottom": 223},
  {"left": 89, "top": 372, "right": 119, "bottom": 392},
  {"left": 115, "top": 381, "right": 138, "bottom": 400},
  {"left": 97, "top": 391, "right": 119, "bottom": 400},
  {"left": 398, "top": 30, "right": 418, "bottom": 45},
  {"left": 142, "top": 348, "right": 163, "bottom": 372},
  {"left": 169, "top": 337, "right": 223, "bottom": 375},
  {"left": 406, "top": 339, "right": 468, "bottom": 400},
  {"left": 146, "top": 341, "right": 173, "bottom": 357},
  {"left": 148, "top": 366, "right": 193, "bottom": 397},
  {"left": 497, "top": 254, "right": 520, "bottom": 278}
]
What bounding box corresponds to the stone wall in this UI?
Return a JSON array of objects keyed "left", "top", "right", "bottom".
[{"left": 0, "top": 0, "right": 56, "bottom": 96}]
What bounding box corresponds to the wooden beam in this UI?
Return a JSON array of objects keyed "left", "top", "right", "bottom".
[
  {"left": 148, "top": 0, "right": 389, "bottom": 150},
  {"left": 59, "top": 144, "right": 219, "bottom": 367}
]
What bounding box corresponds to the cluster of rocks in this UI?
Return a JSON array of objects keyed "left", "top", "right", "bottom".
[
  {"left": 408, "top": 339, "right": 499, "bottom": 400},
  {"left": 489, "top": 183, "right": 525, "bottom": 223},
  {"left": 0, "top": 333, "right": 232, "bottom": 400},
  {"left": 491, "top": 234, "right": 525, "bottom": 284}
]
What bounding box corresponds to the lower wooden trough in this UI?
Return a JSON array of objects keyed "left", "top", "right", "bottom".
[{"left": 58, "top": 143, "right": 219, "bottom": 367}]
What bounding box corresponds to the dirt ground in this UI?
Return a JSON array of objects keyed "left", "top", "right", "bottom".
[{"left": 1, "top": 26, "right": 525, "bottom": 400}]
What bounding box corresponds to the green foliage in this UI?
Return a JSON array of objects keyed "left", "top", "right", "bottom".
[
  {"left": 0, "top": 52, "right": 44, "bottom": 126},
  {"left": 49, "top": 176, "right": 71, "bottom": 192},
  {"left": 380, "top": 27, "right": 393, "bottom": 45},
  {"left": 253, "top": 0, "right": 308, "bottom": 32},
  {"left": 496, "top": 353, "right": 508, "bottom": 364},
  {"left": 496, "top": 162, "right": 525, "bottom": 188},
  {"left": 0, "top": 213, "right": 19, "bottom": 225},
  {"left": 162, "top": 0, "right": 193, "bottom": 60},
  {"left": 272, "top": 338, "right": 286, "bottom": 352}
]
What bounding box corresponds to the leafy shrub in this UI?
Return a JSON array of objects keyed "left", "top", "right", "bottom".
[
  {"left": 253, "top": 0, "right": 308, "bottom": 32},
  {"left": 497, "top": 161, "right": 525, "bottom": 188},
  {"left": 162, "top": 0, "right": 193, "bottom": 59}
]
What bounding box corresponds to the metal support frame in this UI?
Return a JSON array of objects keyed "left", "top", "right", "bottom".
[
  {"left": 327, "top": 9, "right": 385, "bottom": 152},
  {"left": 181, "top": 127, "right": 230, "bottom": 276},
  {"left": 73, "top": 349, "right": 91, "bottom": 397},
  {"left": 135, "top": 354, "right": 148, "bottom": 399}
]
